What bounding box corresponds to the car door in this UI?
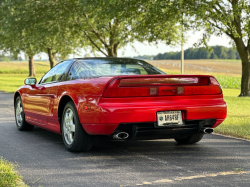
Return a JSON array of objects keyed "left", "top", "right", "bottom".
[
  {"left": 24, "top": 60, "right": 73, "bottom": 126},
  {"left": 24, "top": 84, "right": 54, "bottom": 125}
]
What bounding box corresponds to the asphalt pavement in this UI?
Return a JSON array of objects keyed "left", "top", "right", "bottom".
[{"left": 0, "top": 91, "right": 250, "bottom": 187}]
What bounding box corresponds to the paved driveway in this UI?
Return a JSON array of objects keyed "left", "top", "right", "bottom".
[{"left": 0, "top": 92, "right": 249, "bottom": 187}]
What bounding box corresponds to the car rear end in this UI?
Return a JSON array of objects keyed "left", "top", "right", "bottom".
[{"left": 83, "top": 74, "right": 227, "bottom": 140}]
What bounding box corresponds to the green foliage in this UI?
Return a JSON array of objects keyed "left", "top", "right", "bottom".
[
  {"left": 0, "top": 157, "right": 27, "bottom": 187},
  {"left": 0, "top": 0, "right": 181, "bottom": 59},
  {"left": 181, "top": 0, "right": 250, "bottom": 95},
  {"left": 154, "top": 46, "right": 240, "bottom": 60},
  {"left": 0, "top": 0, "right": 81, "bottom": 68},
  {"left": 215, "top": 75, "right": 241, "bottom": 89}
]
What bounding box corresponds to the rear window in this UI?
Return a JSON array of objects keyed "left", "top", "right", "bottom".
[{"left": 67, "top": 59, "right": 165, "bottom": 80}]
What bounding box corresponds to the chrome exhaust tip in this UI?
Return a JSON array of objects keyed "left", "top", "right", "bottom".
[
  {"left": 203, "top": 128, "right": 214, "bottom": 134},
  {"left": 113, "top": 132, "right": 129, "bottom": 140}
]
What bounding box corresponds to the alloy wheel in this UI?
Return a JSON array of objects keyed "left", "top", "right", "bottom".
[{"left": 63, "top": 108, "right": 76, "bottom": 145}]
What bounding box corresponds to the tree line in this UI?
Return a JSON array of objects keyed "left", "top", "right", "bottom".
[
  {"left": 0, "top": 0, "right": 249, "bottom": 96},
  {"left": 153, "top": 46, "right": 240, "bottom": 60}
]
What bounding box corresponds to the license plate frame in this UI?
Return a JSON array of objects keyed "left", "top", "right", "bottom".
[{"left": 156, "top": 111, "right": 183, "bottom": 127}]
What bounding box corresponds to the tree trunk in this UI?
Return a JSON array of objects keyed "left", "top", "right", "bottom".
[
  {"left": 47, "top": 48, "right": 56, "bottom": 69},
  {"left": 106, "top": 43, "right": 118, "bottom": 57},
  {"left": 234, "top": 39, "right": 250, "bottom": 96},
  {"left": 239, "top": 57, "right": 250, "bottom": 96},
  {"left": 28, "top": 56, "right": 36, "bottom": 77}
]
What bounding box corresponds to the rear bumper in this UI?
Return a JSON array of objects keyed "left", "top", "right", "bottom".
[{"left": 80, "top": 95, "right": 227, "bottom": 135}]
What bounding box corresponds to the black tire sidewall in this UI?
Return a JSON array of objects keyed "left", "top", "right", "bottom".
[
  {"left": 175, "top": 133, "right": 204, "bottom": 144},
  {"left": 15, "top": 96, "right": 25, "bottom": 130},
  {"left": 61, "top": 101, "right": 84, "bottom": 150}
]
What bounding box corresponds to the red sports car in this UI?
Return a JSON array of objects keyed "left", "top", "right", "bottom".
[{"left": 14, "top": 58, "right": 227, "bottom": 152}]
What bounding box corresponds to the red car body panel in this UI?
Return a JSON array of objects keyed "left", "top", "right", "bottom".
[
  {"left": 16, "top": 73, "right": 227, "bottom": 138},
  {"left": 15, "top": 56, "right": 227, "bottom": 141},
  {"left": 82, "top": 94, "right": 226, "bottom": 135},
  {"left": 17, "top": 76, "right": 114, "bottom": 134}
]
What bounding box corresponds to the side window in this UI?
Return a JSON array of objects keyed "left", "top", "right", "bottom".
[
  {"left": 40, "top": 60, "right": 72, "bottom": 84},
  {"left": 67, "top": 61, "right": 97, "bottom": 80}
]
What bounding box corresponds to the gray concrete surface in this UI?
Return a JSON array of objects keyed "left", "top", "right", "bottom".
[{"left": 0, "top": 91, "right": 250, "bottom": 187}]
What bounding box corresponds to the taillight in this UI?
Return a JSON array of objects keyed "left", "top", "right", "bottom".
[
  {"left": 102, "top": 79, "right": 120, "bottom": 97},
  {"left": 103, "top": 76, "right": 222, "bottom": 98},
  {"left": 210, "top": 77, "right": 222, "bottom": 94},
  {"left": 103, "top": 79, "right": 159, "bottom": 97}
]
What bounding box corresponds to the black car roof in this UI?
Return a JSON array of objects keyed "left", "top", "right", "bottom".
[{"left": 72, "top": 57, "right": 144, "bottom": 61}]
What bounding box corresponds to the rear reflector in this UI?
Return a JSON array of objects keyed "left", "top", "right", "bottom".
[{"left": 103, "top": 76, "right": 222, "bottom": 98}]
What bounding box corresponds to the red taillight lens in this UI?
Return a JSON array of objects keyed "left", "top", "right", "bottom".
[
  {"left": 103, "top": 79, "right": 160, "bottom": 97},
  {"left": 102, "top": 79, "right": 120, "bottom": 97},
  {"left": 210, "top": 77, "right": 222, "bottom": 94}
]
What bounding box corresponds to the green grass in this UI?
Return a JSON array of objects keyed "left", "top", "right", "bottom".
[
  {"left": 214, "top": 59, "right": 241, "bottom": 63},
  {"left": 0, "top": 74, "right": 43, "bottom": 93},
  {"left": 215, "top": 89, "right": 250, "bottom": 139},
  {"left": 0, "top": 157, "right": 27, "bottom": 187},
  {"left": 0, "top": 61, "right": 50, "bottom": 74}
]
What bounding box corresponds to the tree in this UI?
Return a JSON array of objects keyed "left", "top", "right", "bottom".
[
  {"left": 42, "top": 0, "right": 181, "bottom": 57},
  {"left": 0, "top": 0, "right": 81, "bottom": 72},
  {"left": 184, "top": 0, "right": 250, "bottom": 96},
  {"left": 227, "top": 48, "right": 237, "bottom": 59},
  {"left": 0, "top": 0, "right": 40, "bottom": 76}
]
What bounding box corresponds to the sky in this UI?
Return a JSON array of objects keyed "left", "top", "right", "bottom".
[{"left": 33, "top": 30, "right": 232, "bottom": 60}]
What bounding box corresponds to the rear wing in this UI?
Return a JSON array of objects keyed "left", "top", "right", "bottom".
[{"left": 102, "top": 75, "right": 222, "bottom": 98}]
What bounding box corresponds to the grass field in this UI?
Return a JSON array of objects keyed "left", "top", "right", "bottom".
[
  {"left": 0, "top": 158, "right": 27, "bottom": 187},
  {"left": 0, "top": 61, "right": 50, "bottom": 92},
  {"left": 216, "top": 89, "right": 250, "bottom": 139},
  {"left": 0, "top": 61, "right": 51, "bottom": 74},
  {"left": 0, "top": 74, "right": 43, "bottom": 93}
]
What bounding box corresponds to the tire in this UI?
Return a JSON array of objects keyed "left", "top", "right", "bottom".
[
  {"left": 174, "top": 133, "right": 204, "bottom": 144},
  {"left": 61, "top": 101, "right": 93, "bottom": 152},
  {"left": 15, "top": 96, "right": 34, "bottom": 131}
]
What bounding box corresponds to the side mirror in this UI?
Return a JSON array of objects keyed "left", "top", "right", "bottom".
[{"left": 24, "top": 78, "right": 37, "bottom": 85}]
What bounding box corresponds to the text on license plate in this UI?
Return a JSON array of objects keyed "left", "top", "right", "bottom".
[{"left": 157, "top": 111, "right": 183, "bottom": 126}]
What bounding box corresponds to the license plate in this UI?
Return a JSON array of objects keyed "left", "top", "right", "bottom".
[{"left": 157, "top": 111, "right": 183, "bottom": 126}]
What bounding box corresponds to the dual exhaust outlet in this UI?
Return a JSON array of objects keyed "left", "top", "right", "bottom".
[{"left": 112, "top": 128, "right": 214, "bottom": 140}]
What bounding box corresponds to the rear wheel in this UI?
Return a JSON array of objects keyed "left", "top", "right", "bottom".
[
  {"left": 174, "top": 133, "right": 204, "bottom": 144},
  {"left": 62, "top": 101, "right": 93, "bottom": 152},
  {"left": 15, "top": 96, "right": 34, "bottom": 131}
]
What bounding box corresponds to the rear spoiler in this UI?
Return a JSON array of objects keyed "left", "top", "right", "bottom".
[{"left": 103, "top": 75, "right": 222, "bottom": 97}]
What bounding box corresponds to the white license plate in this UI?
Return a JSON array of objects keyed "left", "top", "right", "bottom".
[{"left": 157, "top": 111, "right": 183, "bottom": 126}]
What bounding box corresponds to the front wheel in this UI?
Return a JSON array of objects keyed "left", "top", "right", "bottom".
[
  {"left": 15, "top": 96, "right": 34, "bottom": 131},
  {"left": 174, "top": 133, "right": 204, "bottom": 144},
  {"left": 62, "top": 101, "right": 93, "bottom": 152}
]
